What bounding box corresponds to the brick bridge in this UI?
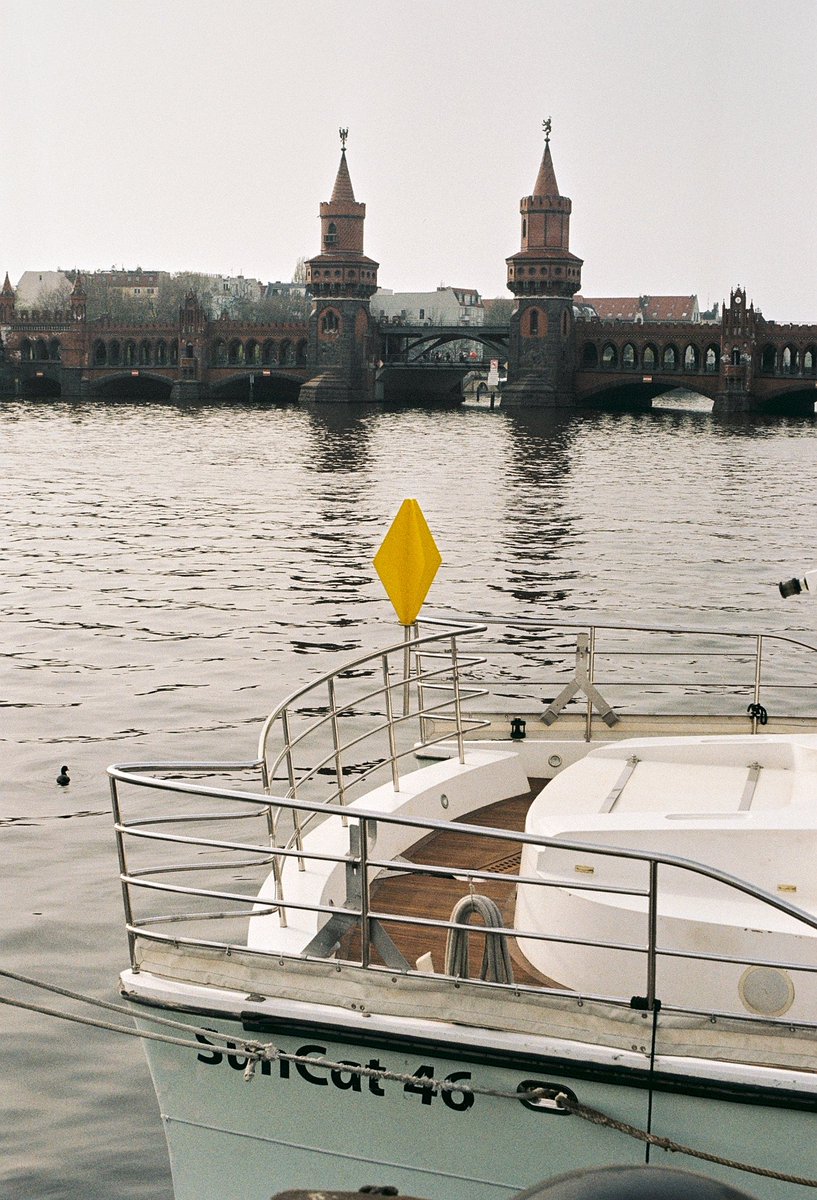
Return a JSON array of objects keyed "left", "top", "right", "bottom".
[{"left": 2, "top": 130, "right": 816, "bottom": 413}]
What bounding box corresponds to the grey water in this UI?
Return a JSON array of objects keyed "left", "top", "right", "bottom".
[{"left": 2, "top": 395, "right": 817, "bottom": 1199}]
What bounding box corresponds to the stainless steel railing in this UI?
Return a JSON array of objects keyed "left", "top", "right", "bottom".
[{"left": 108, "top": 766, "right": 817, "bottom": 1025}]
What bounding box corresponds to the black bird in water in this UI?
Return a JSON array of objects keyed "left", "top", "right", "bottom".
[{"left": 56, "top": 765, "right": 70, "bottom": 787}]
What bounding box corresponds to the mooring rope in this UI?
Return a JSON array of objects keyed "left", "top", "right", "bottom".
[
  {"left": 554, "top": 1092, "right": 817, "bottom": 1188},
  {"left": 3, "top": 965, "right": 817, "bottom": 1188}
]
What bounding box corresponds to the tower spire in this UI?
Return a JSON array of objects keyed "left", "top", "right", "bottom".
[
  {"left": 305, "top": 131, "right": 379, "bottom": 297},
  {"left": 506, "top": 123, "right": 582, "bottom": 298}
]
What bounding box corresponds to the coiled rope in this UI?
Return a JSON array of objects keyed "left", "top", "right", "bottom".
[
  {"left": 444, "top": 893, "right": 514, "bottom": 983},
  {"left": 3, "top": 965, "right": 817, "bottom": 1188}
]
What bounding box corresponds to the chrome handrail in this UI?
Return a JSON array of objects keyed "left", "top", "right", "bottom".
[{"left": 109, "top": 765, "right": 817, "bottom": 1025}]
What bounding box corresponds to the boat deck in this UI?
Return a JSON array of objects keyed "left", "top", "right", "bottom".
[{"left": 343, "top": 785, "right": 554, "bottom": 986}]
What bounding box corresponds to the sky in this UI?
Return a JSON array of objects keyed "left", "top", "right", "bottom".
[{"left": 2, "top": 0, "right": 816, "bottom": 322}]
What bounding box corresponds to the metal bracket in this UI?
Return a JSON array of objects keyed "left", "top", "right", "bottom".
[
  {"left": 303, "top": 824, "right": 410, "bottom": 970},
  {"left": 542, "top": 633, "right": 619, "bottom": 727}
]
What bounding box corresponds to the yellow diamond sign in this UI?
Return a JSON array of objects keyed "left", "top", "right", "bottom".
[{"left": 373, "top": 499, "right": 442, "bottom": 625}]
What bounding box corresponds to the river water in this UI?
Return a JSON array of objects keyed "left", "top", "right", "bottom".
[{"left": 2, "top": 395, "right": 817, "bottom": 1198}]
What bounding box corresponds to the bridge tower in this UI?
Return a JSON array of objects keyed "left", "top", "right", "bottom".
[
  {"left": 0, "top": 272, "right": 15, "bottom": 323},
  {"left": 503, "top": 122, "right": 583, "bottom": 406},
  {"left": 715, "top": 285, "right": 756, "bottom": 411},
  {"left": 300, "top": 130, "right": 380, "bottom": 404}
]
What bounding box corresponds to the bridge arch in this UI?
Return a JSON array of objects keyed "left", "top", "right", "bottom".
[
  {"left": 622, "top": 342, "right": 637, "bottom": 369},
  {"left": 662, "top": 344, "right": 679, "bottom": 371},
  {"left": 782, "top": 345, "right": 799, "bottom": 375},
  {"left": 601, "top": 342, "right": 618, "bottom": 367},
  {"left": 683, "top": 344, "right": 700, "bottom": 370},
  {"left": 642, "top": 344, "right": 658, "bottom": 370},
  {"left": 22, "top": 372, "right": 61, "bottom": 397},
  {"left": 87, "top": 371, "right": 174, "bottom": 400},
  {"left": 209, "top": 371, "right": 302, "bottom": 404}
]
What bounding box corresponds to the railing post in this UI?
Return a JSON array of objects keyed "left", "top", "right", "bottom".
[
  {"left": 260, "top": 759, "right": 287, "bottom": 928},
  {"left": 358, "top": 818, "right": 371, "bottom": 968},
  {"left": 109, "top": 776, "right": 138, "bottom": 969},
  {"left": 414, "top": 621, "right": 430, "bottom": 746},
  {"left": 585, "top": 625, "right": 596, "bottom": 742},
  {"left": 281, "top": 708, "right": 305, "bottom": 868},
  {"left": 382, "top": 653, "right": 401, "bottom": 792},
  {"left": 450, "top": 635, "right": 466, "bottom": 765},
  {"left": 646, "top": 860, "right": 658, "bottom": 1011},
  {"left": 327, "top": 676, "right": 348, "bottom": 825},
  {"left": 752, "top": 634, "right": 763, "bottom": 733}
]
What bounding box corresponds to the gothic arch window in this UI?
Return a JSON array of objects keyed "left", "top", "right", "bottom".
[
  {"left": 262, "top": 340, "right": 275, "bottom": 365},
  {"left": 279, "top": 339, "right": 294, "bottom": 364},
  {"left": 529, "top": 309, "right": 539, "bottom": 335},
  {"left": 642, "top": 344, "right": 657, "bottom": 370},
  {"left": 321, "top": 310, "right": 340, "bottom": 334},
  {"left": 622, "top": 343, "right": 636, "bottom": 369},
  {"left": 169, "top": 340, "right": 179, "bottom": 366},
  {"left": 124, "top": 340, "right": 137, "bottom": 366},
  {"left": 782, "top": 345, "right": 798, "bottom": 374},
  {"left": 683, "top": 344, "right": 699, "bottom": 370},
  {"left": 761, "top": 345, "right": 776, "bottom": 373},
  {"left": 325, "top": 221, "right": 338, "bottom": 248},
  {"left": 246, "top": 339, "right": 261, "bottom": 365},
  {"left": 581, "top": 342, "right": 598, "bottom": 368},
  {"left": 155, "top": 340, "right": 167, "bottom": 366},
  {"left": 109, "top": 340, "right": 121, "bottom": 366},
  {"left": 601, "top": 343, "right": 618, "bottom": 368},
  {"left": 19, "top": 339, "right": 32, "bottom": 361},
  {"left": 48, "top": 339, "right": 61, "bottom": 361},
  {"left": 139, "top": 339, "right": 151, "bottom": 365},
  {"left": 228, "top": 339, "right": 244, "bottom": 365},
  {"left": 731, "top": 347, "right": 741, "bottom": 366},
  {"left": 662, "top": 345, "right": 678, "bottom": 371},
  {"left": 296, "top": 338, "right": 308, "bottom": 366},
  {"left": 93, "top": 340, "right": 107, "bottom": 366},
  {"left": 34, "top": 338, "right": 48, "bottom": 360},
  {"left": 705, "top": 345, "right": 718, "bottom": 373},
  {"left": 804, "top": 347, "right": 815, "bottom": 374}
]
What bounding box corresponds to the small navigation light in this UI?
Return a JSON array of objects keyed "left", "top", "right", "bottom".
[{"left": 510, "top": 717, "right": 527, "bottom": 740}]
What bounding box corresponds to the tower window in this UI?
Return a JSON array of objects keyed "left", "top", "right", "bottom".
[
  {"left": 321, "top": 310, "right": 340, "bottom": 333},
  {"left": 529, "top": 310, "right": 539, "bottom": 335},
  {"left": 324, "top": 222, "right": 338, "bottom": 248}
]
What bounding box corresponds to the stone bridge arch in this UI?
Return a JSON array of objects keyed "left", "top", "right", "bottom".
[{"left": 87, "top": 371, "right": 174, "bottom": 400}]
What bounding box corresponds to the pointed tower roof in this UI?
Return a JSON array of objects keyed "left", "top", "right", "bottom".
[
  {"left": 1, "top": 272, "right": 13, "bottom": 296},
  {"left": 506, "top": 120, "right": 583, "bottom": 299},
  {"left": 532, "top": 141, "right": 560, "bottom": 199},
  {"left": 330, "top": 149, "right": 356, "bottom": 204}
]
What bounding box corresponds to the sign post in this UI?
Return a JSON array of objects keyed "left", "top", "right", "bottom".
[{"left": 373, "top": 499, "right": 442, "bottom": 715}]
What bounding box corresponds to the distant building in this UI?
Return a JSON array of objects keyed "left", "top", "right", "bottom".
[
  {"left": 207, "top": 274, "right": 264, "bottom": 315},
  {"left": 575, "top": 294, "right": 700, "bottom": 323},
  {"left": 372, "top": 285, "right": 484, "bottom": 326},
  {"left": 92, "top": 268, "right": 167, "bottom": 303},
  {"left": 15, "top": 271, "right": 73, "bottom": 307},
  {"left": 264, "top": 280, "right": 307, "bottom": 301}
]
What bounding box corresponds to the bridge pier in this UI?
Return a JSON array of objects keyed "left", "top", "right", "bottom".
[{"left": 169, "top": 379, "right": 206, "bottom": 404}]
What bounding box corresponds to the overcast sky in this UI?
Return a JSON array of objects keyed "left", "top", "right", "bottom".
[{"left": 2, "top": 0, "right": 816, "bottom": 321}]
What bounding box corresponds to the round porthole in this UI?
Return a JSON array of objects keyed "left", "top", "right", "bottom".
[
  {"left": 440, "top": 793, "right": 449, "bottom": 809},
  {"left": 738, "top": 965, "right": 795, "bottom": 1016},
  {"left": 548, "top": 754, "right": 563, "bottom": 769}
]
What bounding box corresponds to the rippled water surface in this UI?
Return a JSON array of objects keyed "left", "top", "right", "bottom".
[{"left": 3, "top": 396, "right": 817, "bottom": 1197}]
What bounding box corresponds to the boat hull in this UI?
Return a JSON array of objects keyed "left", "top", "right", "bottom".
[{"left": 132, "top": 1000, "right": 817, "bottom": 1200}]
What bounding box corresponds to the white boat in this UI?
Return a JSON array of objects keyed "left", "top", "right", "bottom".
[{"left": 109, "top": 616, "right": 817, "bottom": 1200}]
